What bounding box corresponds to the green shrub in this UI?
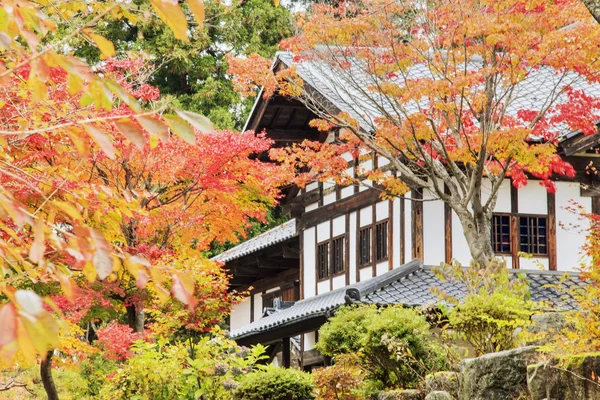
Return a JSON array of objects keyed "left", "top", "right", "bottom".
[
  {"left": 447, "top": 290, "right": 534, "bottom": 356},
  {"left": 313, "top": 353, "right": 366, "bottom": 400},
  {"left": 317, "top": 305, "right": 446, "bottom": 390},
  {"left": 79, "top": 354, "right": 118, "bottom": 396},
  {"left": 234, "top": 365, "right": 314, "bottom": 400}
]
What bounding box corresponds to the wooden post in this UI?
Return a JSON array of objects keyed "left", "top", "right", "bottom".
[
  {"left": 444, "top": 185, "right": 452, "bottom": 264},
  {"left": 547, "top": 192, "right": 557, "bottom": 271},
  {"left": 282, "top": 337, "right": 291, "bottom": 368},
  {"left": 411, "top": 189, "right": 424, "bottom": 261},
  {"left": 511, "top": 183, "right": 520, "bottom": 269}
]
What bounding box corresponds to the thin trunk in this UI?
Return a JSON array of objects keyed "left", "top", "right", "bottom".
[
  {"left": 455, "top": 209, "right": 494, "bottom": 267},
  {"left": 40, "top": 350, "right": 59, "bottom": 400},
  {"left": 126, "top": 305, "right": 145, "bottom": 333}
]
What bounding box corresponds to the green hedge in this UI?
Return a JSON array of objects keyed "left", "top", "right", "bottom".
[{"left": 234, "top": 366, "right": 314, "bottom": 400}]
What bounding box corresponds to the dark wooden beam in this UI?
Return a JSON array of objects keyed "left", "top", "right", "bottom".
[
  {"left": 262, "top": 129, "right": 320, "bottom": 141},
  {"left": 282, "top": 246, "right": 300, "bottom": 259},
  {"left": 560, "top": 131, "right": 600, "bottom": 156},
  {"left": 400, "top": 195, "right": 405, "bottom": 264},
  {"left": 411, "top": 189, "right": 424, "bottom": 261},
  {"left": 299, "top": 189, "right": 381, "bottom": 229},
  {"left": 256, "top": 258, "right": 298, "bottom": 269},
  {"left": 444, "top": 185, "right": 452, "bottom": 264},
  {"left": 282, "top": 337, "right": 291, "bottom": 368},
  {"left": 511, "top": 182, "right": 520, "bottom": 269},
  {"left": 234, "top": 315, "right": 328, "bottom": 347},
  {"left": 547, "top": 192, "right": 557, "bottom": 271}
]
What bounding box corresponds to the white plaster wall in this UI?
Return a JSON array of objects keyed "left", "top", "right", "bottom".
[
  {"left": 451, "top": 211, "right": 472, "bottom": 265},
  {"left": 519, "top": 257, "right": 549, "bottom": 270},
  {"left": 341, "top": 151, "right": 354, "bottom": 162},
  {"left": 306, "top": 202, "right": 319, "bottom": 212},
  {"left": 393, "top": 198, "right": 401, "bottom": 269},
  {"left": 349, "top": 212, "right": 357, "bottom": 284},
  {"left": 556, "top": 181, "right": 590, "bottom": 271},
  {"left": 304, "top": 331, "right": 316, "bottom": 351},
  {"left": 359, "top": 266, "right": 373, "bottom": 281},
  {"left": 341, "top": 186, "right": 355, "bottom": 199},
  {"left": 253, "top": 293, "right": 262, "bottom": 321},
  {"left": 306, "top": 182, "right": 318, "bottom": 192},
  {"left": 332, "top": 275, "right": 346, "bottom": 290},
  {"left": 230, "top": 297, "right": 251, "bottom": 331},
  {"left": 303, "top": 227, "right": 316, "bottom": 299},
  {"left": 518, "top": 183, "right": 548, "bottom": 214},
  {"left": 323, "top": 180, "right": 337, "bottom": 205},
  {"left": 333, "top": 216, "right": 345, "bottom": 236},
  {"left": 378, "top": 156, "right": 390, "bottom": 167},
  {"left": 360, "top": 206, "right": 372, "bottom": 227},
  {"left": 317, "top": 280, "right": 329, "bottom": 295},
  {"left": 481, "top": 178, "right": 511, "bottom": 213},
  {"left": 423, "top": 189, "right": 445, "bottom": 265},
  {"left": 376, "top": 262, "right": 388, "bottom": 276},
  {"left": 265, "top": 287, "right": 279, "bottom": 294},
  {"left": 376, "top": 201, "right": 389, "bottom": 221},
  {"left": 317, "top": 221, "right": 330, "bottom": 242}
]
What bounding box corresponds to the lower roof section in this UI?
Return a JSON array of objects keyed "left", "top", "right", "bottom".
[{"left": 230, "top": 260, "right": 586, "bottom": 346}]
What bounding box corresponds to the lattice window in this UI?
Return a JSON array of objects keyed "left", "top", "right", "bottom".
[
  {"left": 519, "top": 216, "right": 548, "bottom": 255},
  {"left": 492, "top": 214, "right": 511, "bottom": 254},
  {"left": 331, "top": 236, "right": 345, "bottom": 275},
  {"left": 358, "top": 227, "right": 372, "bottom": 266},
  {"left": 317, "top": 242, "right": 330, "bottom": 279},
  {"left": 375, "top": 221, "right": 388, "bottom": 261}
]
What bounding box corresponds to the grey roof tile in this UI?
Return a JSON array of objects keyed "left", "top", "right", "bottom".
[
  {"left": 230, "top": 261, "right": 586, "bottom": 341},
  {"left": 211, "top": 219, "right": 297, "bottom": 263}
]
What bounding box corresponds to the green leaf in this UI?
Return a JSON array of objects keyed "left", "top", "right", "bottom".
[
  {"left": 163, "top": 114, "right": 195, "bottom": 144},
  {"left": 175, "top": 110, "right": 213, "bottom": 133}
]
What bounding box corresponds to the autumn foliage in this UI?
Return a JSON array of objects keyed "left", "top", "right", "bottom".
[{"left": 229, "top": 0, "right": 600, "bottom": 266}]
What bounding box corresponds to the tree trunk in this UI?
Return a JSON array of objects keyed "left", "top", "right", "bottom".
[
  {"left": 583, "top": 0, "right": 600, "bottom": 25},
  {"left": 126, "top": 305, "right": 145, "bottom": 333},
  {"left": 455, "top": 209, "right": 494, "bottom": 267},
  {"left": 40, "top": 350, "right": 59, "bottom": 400}
]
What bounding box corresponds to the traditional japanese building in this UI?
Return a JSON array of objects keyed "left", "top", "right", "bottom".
[{"left": 212, "top": 51, "right": 600, "bottom": 368}]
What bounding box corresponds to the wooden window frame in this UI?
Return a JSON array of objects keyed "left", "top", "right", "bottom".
[
  {"left": 491, "top": 213, "right": 512, "bottom": 255},
  {"left": 491, "top": 212, "right": 549, "bottom": 258},
  {"left": 316, "top": 241, "right": 330, "bottom": 281},
  {"left": 375, "top": 220, "right": 389, "bottom": 262},
  {"left": 518, "top": 214, "right": 548, "bottom": 256},
  {"left": 331, "top": 234, "right": 346, "bottom": 277},
  {"left": 358, "top": 226, "right": 372, "bottom": 267}
]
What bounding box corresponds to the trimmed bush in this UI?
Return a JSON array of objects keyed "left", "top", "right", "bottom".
[
  {"left": 317, "top": 305, "right": 447, "bottom": 389},
  {"left": 234, "top": 365, "right": 314, "bottom": 400}
]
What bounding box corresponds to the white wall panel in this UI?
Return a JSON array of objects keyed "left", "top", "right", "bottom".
[
  {"left": 230, "top": 297, "right": 251, "bottom": 331},
  {"left": 332, "top": 275, "right": 346, "bottom": 290},
  {"left": 556, "top": 182, "right": 590, "bottom": 271},
  {"left": 393, "top": 198, "right": 401, "bottom": 269},
  {"left": 451, "top": 211, "right": 471, "bottom": 265},
  {"left": 519, "top": 257, "right": 549, "bottom": 270},
  {"left": 323, "top": 192, "right": 337, "bottom": 205},
  {"left": 333, "top": 216, "right": 346, "bottom": 237},
  {"left": 303, "top": 228, "right": 316, "bottom": 298},
  {"left": 376, "top": 201, "right": 389, "bottom": 221},
  {"left": 349, "top": 212, "right": 357, "bottom": 284},
  {"left": 305, "top": 202, "right": 319, "bottom": 212},
  {"left": 317, "top": 280, "right": 329, "bottom": 295},
  {"left": 518, "top": 183, "right": 548, "bottom": 214},
  {"left": 317, "top": 221, "right": 330, "bottom": 242},
  {"left": 306, "top": 182, "right": 318, "bottom": 191},
  {"left": 405, "top": 193, "right": 413, "bottom": 262},
  {"left": 341, "top": 186, "right": 355, "bottom": 199},
  {"left": 253, "top": 293, "right": 262, "bottom": 321},
  {"left": 360, "top": 206, "right": 372, "bottom": 227},
  {"left": 359, "top": 267, "right": 373, "bottom": 281},
  {"left": 304, "top": 331, "right": 316, "bottom": 351},
  {"left": 423, "top": 190, "right": 445, "bottom": 265},
  {"left": 376, "top": 262, "right": 388, "bottom": 276}
]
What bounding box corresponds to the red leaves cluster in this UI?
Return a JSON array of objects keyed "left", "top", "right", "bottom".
[{"left": 96, "top": 321, "right": 145, "bottom": 361}]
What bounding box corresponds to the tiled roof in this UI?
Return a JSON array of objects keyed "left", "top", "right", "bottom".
[
  {"left": 275, "top": 50, "right": 600, "bottom": 140},
  {"left": 230, "top": 260, "right": 586, "bottom": 341},
  {"left": 363, "top": 266, "right": 586, "bottom": 310},
  {"left": 211, "top": 219, "right": 298, "bottom": 264}
]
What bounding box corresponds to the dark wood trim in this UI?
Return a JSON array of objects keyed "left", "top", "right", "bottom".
[
  {"left": 372, "top": 204, "right": 377, "bottom": 277},
  {"left": 388, "top": 200, "right": 394, "bottom": 271},
  {"left": 314, "top": 225, "right": 318, "bottom": 296},
  {"left": 400, "top": 195, "right": 405, "bottom": 264},
  {"left": 282, "top": 337, "right": 291, "bottom": 368},
  {"left": 250, "top": 293, "right": 255, "bottom": 323},
  {"left": 345, "top": 214, "right": 350, "bottom": 285},
  {"left": 353, "top": 159, "right": 359, "bottom": 194},
  {"left": 411, "top": 189, "right": 424, "bottom": 261},
  {"left": 330, "top": 220, "right": 334, "bottom": 291},
  {"left": 547, "top": 193, "right": 557, "bottom": 271},
  {"left": 356, "top": 209, "right": 361, "bottom": 283},
  {"left": 511, "top": 182, "right": 520, "bottom": 269},
  {"left": 242, "top": 268, "right": 299, "bottom": 294},
  {"left": 248, "top": 97, "right": 269, "bottom": 132},
  {"left": 235, "top": 316, "right": 328, "bottom": 347},
  {"left": 593, "top": 197, "right": 600, "bottom": 214},
  {"left": 318, "top": 182, "right": 324, "bottom": 207},
  {"left": 444, "top": 185, "right": 452, "bottom": 264},
  {"left": 299, "top": 231, "right": 304, "bottom": 300},
  {"left": 560, "top": 131, "right": 600, "bottom": 156},
  {"left": 299, "top": 189, "right": 381, "bottom": 229}
]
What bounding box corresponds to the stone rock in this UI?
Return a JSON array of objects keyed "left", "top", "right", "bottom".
[
  {"left": 518, "top": 313, "right": 568, "bottom": 345},
  {"left": 424, "top": 391, "right": 454, "bottom": 400},
  {"left": 459, "top": 346, "right": 537, "bottom": 400},
  {"left": 527, "top": 353, "right": 600, "bottom": 400},
  {"left": 425, "top": 371, "right": 459, "bottom": 397},
  {"left": 377, "top": 389, "right": 424, "bottom": 400}
]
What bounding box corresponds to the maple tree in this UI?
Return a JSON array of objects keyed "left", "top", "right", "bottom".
[
  {"left": 230, "top": 0, "right": 600, "bottom": 266},
  {"left": 0, "top": 2, "right": 288, "bottom": 398}
]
